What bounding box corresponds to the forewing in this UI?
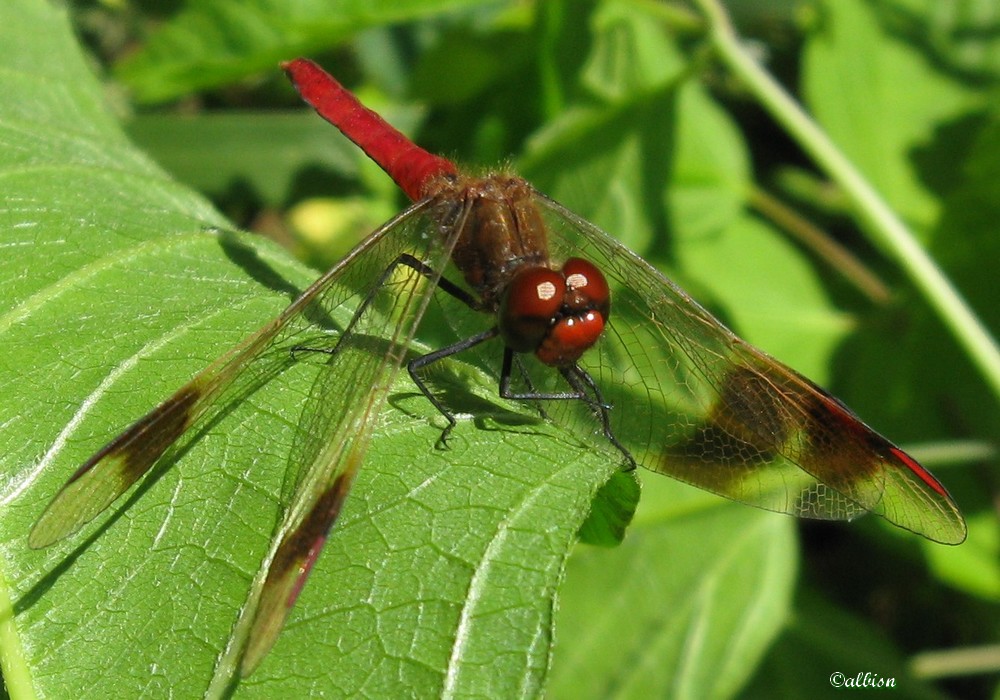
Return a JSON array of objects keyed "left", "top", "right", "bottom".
[
  {"left": 530, "top": 193, "right": 966, "bottom": 545},
  {"left": 29, "top": 284, "right": 305, "bottom": 548},
  {"left": 28, "top": 202, "right": 433, "bottom": 549}
]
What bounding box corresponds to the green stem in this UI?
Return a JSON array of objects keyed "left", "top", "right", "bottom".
[
  {"left": 748, "top": 187, "right": 892, "bottom": 305},
  {"left": 692, "top": 0, "right": 1000, "bottom": 400}
]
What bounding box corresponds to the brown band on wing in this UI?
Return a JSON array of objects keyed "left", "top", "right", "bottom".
[
  {"left": 269, "top": 470, "right": 353, "bottom": 605},
  {"left": 796, "top": 377, "right": 884, "bottom": 488},
  {"left": 666, "top": 364, "right": 794, "bottom": 476},
  {"left": 67, "top": 384, "right": 202, "bottom": 486}
]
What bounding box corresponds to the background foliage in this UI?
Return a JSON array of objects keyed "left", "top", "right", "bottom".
[{"left": 0, "top": 0, "right": 997, "bottom": 698}]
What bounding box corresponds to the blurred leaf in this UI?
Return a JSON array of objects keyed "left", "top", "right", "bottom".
[
  {"left": 664, "top": 81, "right": 749, "bottom": 244},
  {"left": 115, "top": 0, "right": 499, "bottom": 103},
  {"left": 678, "top": 213, "right": 852, "bottom": 383},
  {"left": 868, "top": 0, "right": 1000, "bottom": 83},
  {"left": 411, "top": 26, "right": 534, "bottom": 104},
  {"left": 744, "top": 590, "right": 946, "bottom": 700},
  {"left": 125, "top": 105, "right": 425, "bottom": 205},
  {"left": 550, "top": 477, "right": 797, "bottom": 700},
  {"left": 804, "top": 2, "right": 998, "bottom": 599},
  {"left": 126, "top": 112, "right": 362, "bottom": 204},
  {"left": 579, "top": 0, "right": 688, "bottom": 101},
  {"left": 521, "top": 77, "right": 748, "bottom": 264},
  {"left": 802, "top": 0, "right": 981, "bottom": 231},
  {"left": 926, "top": 505, "right": 1000, "bottom": 599}
]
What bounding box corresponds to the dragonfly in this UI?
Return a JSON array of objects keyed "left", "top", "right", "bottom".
[{"left": 29, "top": 57, "right": 967, "bottom": 678}]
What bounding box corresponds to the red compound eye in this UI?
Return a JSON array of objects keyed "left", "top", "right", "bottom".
[
  {"left": 499, "top": 267, "right": 566, "bottom": 353},
  {"left": 562, "top": 258, "right": 610, "bottom": 318}
]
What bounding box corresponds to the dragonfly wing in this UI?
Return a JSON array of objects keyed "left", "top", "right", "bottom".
[
  {"left": 28, "top": 270, "right": 316, "bottom": 549},
  {"left": 217, "top": 201, "right": 468, "bottom": 677},
  {"left": 28, "top": 201, "right": 432, "bottom": 550},
  {"left": 531, "top": 194, "right": 966, "bottom": 545},
  {"left": 239, "top": 449, "right": 358, "bottom": 676},
  {"left": 29, "top": 381, "right": 203, "bottom": 548}
]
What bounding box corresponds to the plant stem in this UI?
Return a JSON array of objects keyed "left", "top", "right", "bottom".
[
  {"left": 748, "top": 187, "right": 891, "bottom": 305},
  {"left": 692, "top": 0, "right": 1000, "bottom": 399}
]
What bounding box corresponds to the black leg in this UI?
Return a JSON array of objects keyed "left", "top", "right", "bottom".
[
  {"left": 499, "top": 348, "right": 585, "bottom": 401},
  {"left": 560, "top": 365, "right": 637, "bottom": 470},
  {"left": 294, "top": 252, "right": 636, "bottom": 467},
  {"left": 498, "top": 354, "right": 636, "bottom": 470},
  {"left": 407, "top": 327, "right": 500, "bottom": 447}
]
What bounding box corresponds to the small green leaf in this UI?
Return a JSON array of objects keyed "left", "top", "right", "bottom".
[{"left": 576, "top": 468, "right": 640, "bottom": 547}]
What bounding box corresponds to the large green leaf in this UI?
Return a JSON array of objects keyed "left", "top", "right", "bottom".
[
  {"left": 3, "top": 0, "right": 991, "bottom": 698},
  {"left": 0, "top": 2, "right": 621, "bottom": 697}
]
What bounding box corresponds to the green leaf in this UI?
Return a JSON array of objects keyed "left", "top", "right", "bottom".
[
  {"left": 549, "top": 477, "right": 797, "bottom": 700},
  {"left": 0, "top": 2, "right": 619, "bottom": 697},
  {"left": 126, "top": 112, "right": 363, "bottom": 204},
  {"left": 678, "top": 213, "right": 852, "bottom": 383},
  {"left": 576, "top": 469, "right": 640, "bottom": 547},
  {"left": 746, "top": 590, "right": 947, "bottom": 699},
  {"left": 115, "top": 0, "right": 506, "bottom": 103},
  {"left": 125, "top": 104, "right": 427, "bottom": 207},
  {"left": 578, "top": 0, "right": 688, "bottom": 102},
  {"left": 522, "top": 74, "right": 748, "bottom": 267},
  {"left": 802, "top": 0, "right": 981, "bottom": 231}
]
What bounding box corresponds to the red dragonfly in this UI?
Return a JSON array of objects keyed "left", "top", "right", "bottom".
[{"left": 30, "top": 58, "right": 966, "bottom": 677}]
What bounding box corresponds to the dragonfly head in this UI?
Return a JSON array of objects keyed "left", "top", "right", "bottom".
[{"left": 498, "top": 257, "right": 610, "bottom": 367}]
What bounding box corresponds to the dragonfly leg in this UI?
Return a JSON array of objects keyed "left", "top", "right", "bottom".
[
  {"left": 407, "top": 327, "right": 501, "bottom": 448},
  {"left": 394, "top": 253, "right": 483, "bottom": 309},
  {"left": 497, "top": 351, "right": 637, "bottom": 470},
  {"left": 291, "top": 251, "right": 495, "bottom": 446},
  {"left": 498, "top": 348, "right": 585, "bottom": 401},
  {"left": 559, "top": 365, "right": 637, "bottom": 470},
  {"left": 299, "top": 251, "right": 636, "bottom": 469},
  {"left": 411, "top": 335, "right": 637, "bottom": 468},
  {"left": 289, "top": 331, "right": 340, "bottom": 359}
]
